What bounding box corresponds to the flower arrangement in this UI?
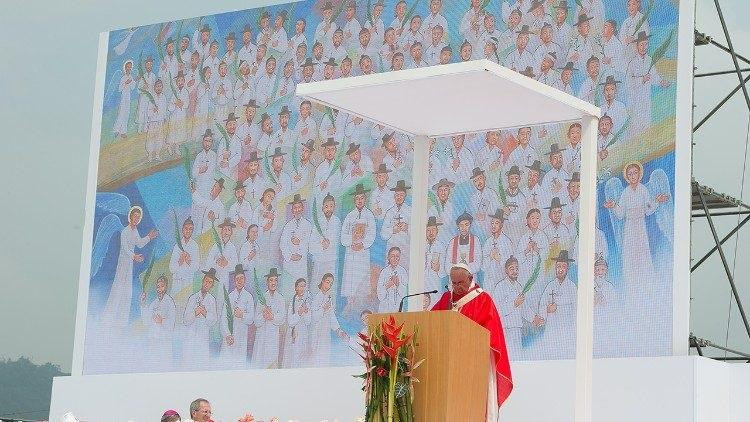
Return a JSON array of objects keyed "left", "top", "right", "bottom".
[{"left": 356, "top": 316, "right": 424, "bottom": 422}]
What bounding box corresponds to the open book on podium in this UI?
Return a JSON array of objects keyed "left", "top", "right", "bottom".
[{"left": 368, "top": 311, "right": 490, "bottom": 421}]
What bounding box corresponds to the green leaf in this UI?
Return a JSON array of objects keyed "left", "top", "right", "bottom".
[
  {"left": 140, "top": 255, "right": 156, "bottom": 291},
  {"left": 401, "top": 0, "right": 423, "bottom": 29},
  {"left": 428, "top": 190, "right": 442, "bottom": 215},
  {"left": 291, "top": 141, "right": 300, "bottom": 174},
  {"left": 253, "top": 268, "right": 267, "bottom": 306},
  {"left": 327, "top": 142, "right": 346, "bottom": 180},
  {"left": 366, "top": 0, "right": 373, "bottom": 27},
  {"left": 647, "top": 28, "right": 675, "bottom": 73},
  {"left": 263, "top": 146, "right": 278, "bottom": 185},
  {"left": 181, "top": 144, "right": 193, "bottom": 181},
  {"left": 172, "top": 209, "right": 184, "bottom": 252},
  {"left": 286, "top": 3, "right": 297, "bottom": 34},
  {"left": 331, "top": 0, "right": 346, "bottom": 21},
  {"left": 214, "top": 120, "right": 231, "bottom": 150},
  {"left": 138, "top": 87, "right": 156, "bottom": 107},
  {"left": 632, "top": 0, "right": 654, "bottom": 36},
  {"left": 606, "top": 116, "right": 631, "bottom": 148},
  {"left": 497, "top": 171, "right": 508, "bottom": 205},
  {"left": 481, "top": 0, "right": 492, "bottom": 10},
  {"left": 210, "top": 221, "right": 224, "bottom": 256},
  {"left": 521, "top": 253, "right": 542, "bottom": 294},
  {"left": 312, "top": 196, "right": 324, "bottom": 236},
  {"left": 175, "top": 22, "right": 184, "bottom": 64},
  {"left": 223, "top": 285, "right": 234, "bottom": 335},
  {"left": 168, "top": 75, "right": 179, "bottom": 98}
]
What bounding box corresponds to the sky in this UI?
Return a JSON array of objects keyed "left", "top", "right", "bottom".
[{"left": 1, "top": 0, "right": 750, "bottom": 373}]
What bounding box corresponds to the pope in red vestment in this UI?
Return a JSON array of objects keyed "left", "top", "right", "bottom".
[{"left": 431, "top": 262, "right": 513, "bottom": 420}]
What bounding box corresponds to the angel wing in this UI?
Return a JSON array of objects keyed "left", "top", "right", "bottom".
[
  {"left": 113, "top": 28, "right": 136, "bottom": 56},
  {"left": 645, "top": 168, "right": 674, "bottom": 243},
  {"left": 603, "top": 176, "right": 625, "bottom": 253},
  {"left": 96, "top": 192, "right": 132, "bottom": 217},
  {"left": 90, "top": 213, "right": 124, "bottom": 278}
]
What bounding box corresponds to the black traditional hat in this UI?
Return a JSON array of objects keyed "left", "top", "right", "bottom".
[
  {"left": 390, "top": 180, "right": 411, "bottom": 192},
  {"left": 218, "top": 217, "right": 236, "bottom": 228}
]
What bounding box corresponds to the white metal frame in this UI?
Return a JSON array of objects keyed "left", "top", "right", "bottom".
[{"left": 297, "top": 59, "right": 601, "bottom": 422}]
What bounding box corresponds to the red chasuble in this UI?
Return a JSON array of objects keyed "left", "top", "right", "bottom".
[{"left": 432, "top": 285, "right": 514, "bottom": 407}]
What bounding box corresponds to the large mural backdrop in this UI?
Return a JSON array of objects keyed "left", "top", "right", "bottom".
[{"left": 82, "top": 0, "right": 682, "bottom": 374}]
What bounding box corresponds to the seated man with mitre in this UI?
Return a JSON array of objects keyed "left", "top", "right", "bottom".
[{"left": 431, "top": 262, "right": 514, "bottom": 421}]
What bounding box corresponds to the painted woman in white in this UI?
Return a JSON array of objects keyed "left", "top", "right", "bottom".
[
  {"left": 101, "top": 206, "right": 158, "bottom": 329},
  {"left": 113, "top": 60, "right": 135, "bottom": 139},
  {"left": 309, "top": 273, "right": 349, "bottom": 366},
  {"left": 604, "top": 162, "right": 671, "bottom": 322},
  {"left": 283, "top": 278, "right": 312, "bottom": 368}
]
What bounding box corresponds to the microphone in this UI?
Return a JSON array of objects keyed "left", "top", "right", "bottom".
[{"left": 398, "top": 290, "right": 439, "bottom": 312}]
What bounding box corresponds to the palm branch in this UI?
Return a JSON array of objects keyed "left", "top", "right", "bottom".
[
  {"left": 214, "top": 120, "right": 231, "bottom": 150},
  {"left": 632, "top": 0, "right": 654, "bottom": 36},
  {"left": 168, "top": 76, "right": 179, "bottom": 98},
  {"left": 140, "top": 255, "right": 156, "bottom": 291},
  {"left": 647, "top": 28, "right": 675, "bottom": 73},
  {"left": 223, "top": 285, "right": 234, "bottom": 335},
  {"left": 323, "top": 106, "right": 336, "bottom": 126},
  {"left": 327, "top": 143, "right": 346, "bottom": 180},
  {"left": 366, "top": 0, "right": 374, "bottom": 27},
  {"left": 210, "top": 221, "right": 224, "bottom": 256},
  {"left": 481, "top": 0, "right": 492, "bottom": 9},
  {"left": 181, "top": 144, "right": 193, "bottom": 181},
  {"left": 605, "top": 116, "right": 631, "bottom": 148},
  {"left": 172, "top": 209, "right": 184, "bottom": 252},
  {"left": 497, "top": 172, "right": 508, "bottom": 205},
  {"left": 291, "top": 141, "right": 300, "bottom": 174},
  {"left": 428, "top": 190, "right": 442, "bottom": 215},
  {"left": 138, "top": 87, "right": 156, "bottom": 107},
  {"left": 263, "top": 147, "right": 278, "bottom": 185},
  {"left": 574, "top": 0, "right": 583, "bottom": 8},
  {"left": 154, "top": 24, "right": 165, "bottom": 60},
  {"left": 311, "top": 196, "right": 324, "bottom": 236},
  {"left": 521, "top": 253, "right": 542, "bottom": 294},
  {"left": 175, "top": 22, "right": 184, "bottom": 64},
  {"left": 401, "top": 0, "right": 423, "bottom": 29},
  {"left": 253, "top": 268, "right": 267, "bottom": 306},
  {"left": 287, "top": 3, "right": 298, "bottom": 34}
]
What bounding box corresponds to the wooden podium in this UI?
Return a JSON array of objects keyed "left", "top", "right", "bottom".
[{"left": 368, "top": 311, "right": 490, "bottom": 421}]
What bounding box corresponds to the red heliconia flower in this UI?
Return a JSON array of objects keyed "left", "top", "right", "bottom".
[
  {"left": 382, "top": 343, "right": 398, "bottom": 361},
  {"left": 381, "top": 316, "right": 404, "bottom": 344},
  {"left": 358, "top": 332, "right": 370, "bottom": 343},
  {"left": 376, "top": 367, "right": 388, "bottom": 377}
]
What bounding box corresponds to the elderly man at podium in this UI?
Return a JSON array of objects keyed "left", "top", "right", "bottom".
[{"left": 431, "top": 262, "right": 514, "bottom": 421}]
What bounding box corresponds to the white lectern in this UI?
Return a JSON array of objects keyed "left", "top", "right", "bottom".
[{"left": 296, "top": 59, "right": 601, "bottom": 422}]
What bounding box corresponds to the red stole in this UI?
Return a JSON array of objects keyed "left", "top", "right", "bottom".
[
  {"left": 431, "top": 288, "right": 514, "bottom": 407},
  {"left": 450, "top": 235, "right": 476, "bottom": 264}
]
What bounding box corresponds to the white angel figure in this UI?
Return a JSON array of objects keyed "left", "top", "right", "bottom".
[{"left": 603, "top": 162, "right": 672, "bottom": 304}]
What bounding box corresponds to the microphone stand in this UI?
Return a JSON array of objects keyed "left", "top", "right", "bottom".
[{"left": 398, "top": 290, "right": 438, "bottom": 312}]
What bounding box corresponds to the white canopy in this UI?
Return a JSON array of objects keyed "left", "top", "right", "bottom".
[
  {"left": 297, "top": 59, "right": 600, "bottom": 422},
  {"left": 296, "top": 59, "right": 600, "bottom": 137}
]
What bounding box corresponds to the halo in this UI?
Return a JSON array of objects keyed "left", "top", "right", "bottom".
[
  {"left": 128, "top": 206, "right": 143, "bottom": 224},
  {"left": 122, "top": 59, "right": 134, "bottom": 73},
  {"left": 622, "top": 161, "right": 644, "bottom": 182}
]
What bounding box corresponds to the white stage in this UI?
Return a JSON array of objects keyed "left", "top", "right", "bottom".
[{"left": 50, "top": 356, "right": 750, "bottom": 421}]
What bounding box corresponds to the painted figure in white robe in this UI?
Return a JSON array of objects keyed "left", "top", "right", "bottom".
[
  {"left": 424, "top": 216, "right": 446, "bottom": 309},
  {"left": 167, "top": 71, "right": 189, "bottom": 154},
  {"left": 220, "top": 265, "right": 255, "bottom": 367},
  {"left": 114, "top": 60, "right": 135, "bottom": 138},
  {"left": 284, "top": 278, "right": 313, "bottom": 368},
  {"left": 267, "top": 147, "right": 292, "bottom": 200},
  {"left": 314, "top": 2, "right": 338, "bottom": 51},
  {"left": 252, "top": 187, "right": 279, "bottom": 258},
  {"left": 194, "top": 66, "right": 214, "bottom": 140},
  {"left": 600, "top": 20, "right": 625, "bottom": 76},
  {"left": 241, "top": 151, "right": 266, "bottom": 203},
  {"left": 603, "top": 162, "right": 669, "bottom": 319},
  {"left": 280, "top": 194, "right": 313, "bottom": 283},
  {"left": 597, "top": 115, "right": 615, "bottom": 160},
  {"left": 482, "top": 209, "right": 515, "bottom": 286},
  {"left": 139, "top": 276, "right": 176, "bottom": 369},
  {"left": 169, "top": 216, "right": 200, "bottom": 297},
  {"left": 229, "top": 181, "right": 254, "bottom": 240},
  {"left": 377, "top": 247, "right": 409, "bottom": 313},
  {"left": 192, "top": 178, "right": 226, "bottom": 235},
  {"left": 191, "top": 130, "right": 218, "bottom": 199},
  {"left": 239, "top": 224, "right": 261, "bottom": 277},
  {"left": 444, "top": 212, "right": 483, "bottom": 275},
  {"left": 310, "top": 273, "right": 349, "bottom": 366},
  {"left": 470, "top": 167, "right": 501, "bottom": 238},
  {"left": 506, "top": 127, "right": 539, "bottom": 183},
  {"left": 311, "top": 194, "right": 341, "bottom": 287},
  {"left": 428, "top": 178, "right": 456, "bottom": 244},
  {"left": 542, "top": 143, "right": 570, "bottom": 199},
  {"left": 251, "top": 268, "right": 286, "bottom": 369},
  {"left": 593, "top": 257, "right": 623, "bottom": 356},
  {"left": 314, "top": 138, "right": 343, "bottom": 203},
  {"left": 544, "top": 197, "right": 573, "bottom": 253},
  {"left": 205, "top": 218, "right": 239, "bottom": 292},
  {"left": 370, "top": 164, "right": 395, "bottom": 221},
  {"left": 502, "top": 166, "right": 528, "bottom": 245},
  {"left": 182, "top": 269, "right": 219, "bottom": 367},
  {"left": 621, "top": 0, "right": 650, "bottom": 62},
  {"left": 505, "top": 26, "right": 535, "bottom": 72},
  {"left": 488, "top": 256, "right": 534, "bottom": 359},
  {"left": 382, "top": 180, "right": 413, "bottom": 265},
  {"left": 443, "top": 134, "right": 475, "bottom": 183},
  {"left": 341, "top": 184, "right": 377, "bottom": 313},
  {"left": 217, "top": 113, "right": 243, "bottom": 180},
  {"left": 341, "top": 142, "right": 374, "bottom": 189},
  {"left": 536, "top": 250, "right": 577, "bottom": 359},
  {"left": 145, "top": 79, "right": 168, "bottom": 161},
  {"left": 515, "top": 208, "right": 549, "bottom": 287},
  {"left": 626, "top": 31, "right": 670, "bottom": 138},
  {"left": 136, "top": 57, "right": 156, "bottom": 133},
  {"left": 600, "top": 76, "right": 627, "bottom": 136},
  {"left": 101, "top": 207, "right": 158, "bottom": 329}
]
